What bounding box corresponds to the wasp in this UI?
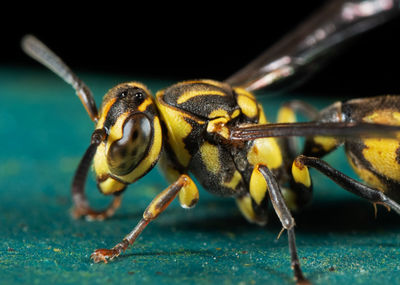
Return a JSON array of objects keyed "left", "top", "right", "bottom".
[{"left": 21, "top": 33, "right": 400, "bottom": 284}]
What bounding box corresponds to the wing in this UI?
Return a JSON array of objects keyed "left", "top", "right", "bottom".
[{"left": 225, "top": 0, "right": 400, "bottom": 92}]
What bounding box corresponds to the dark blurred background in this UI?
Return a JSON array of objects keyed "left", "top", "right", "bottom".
[{"left": 3, "top": 1, "right": 400, "bottom": 96}]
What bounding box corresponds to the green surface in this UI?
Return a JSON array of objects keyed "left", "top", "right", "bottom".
[{"left": 0, "top": 66, "right": 399, "bottom": 285}]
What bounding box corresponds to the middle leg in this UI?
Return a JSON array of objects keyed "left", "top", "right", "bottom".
[{"left": 248, "top": 163, "right": 309, "bottom": 284}]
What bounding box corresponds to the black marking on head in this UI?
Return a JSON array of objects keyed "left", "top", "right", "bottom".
[{"left": 104, "top": 86, "right": 148, "bottom": 131}]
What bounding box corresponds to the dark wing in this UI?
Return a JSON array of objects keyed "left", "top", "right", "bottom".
[{"left": 225, "top": 0, "right": 400, "bottom": 92}]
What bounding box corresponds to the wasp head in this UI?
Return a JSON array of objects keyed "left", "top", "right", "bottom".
[{"left": 93, "top": 82, "right": 163, "bottom": 195}]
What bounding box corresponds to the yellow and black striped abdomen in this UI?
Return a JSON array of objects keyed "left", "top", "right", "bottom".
[{"left": 343, "top": 96, "right": 400, "bottom": 201}]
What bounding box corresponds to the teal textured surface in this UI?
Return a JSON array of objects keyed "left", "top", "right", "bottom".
[{"left": 0, "top": 67, "right": 399, "bottom": 284}]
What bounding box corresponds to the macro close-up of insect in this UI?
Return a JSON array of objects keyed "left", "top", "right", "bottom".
[
  {"left": 18, "top": 1, "right": 400, "bottom": 283},
  {"left": 1, "top": 1, "right": 400, "bottom": 285}
]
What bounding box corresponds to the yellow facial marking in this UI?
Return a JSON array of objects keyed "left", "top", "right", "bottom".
[
  {"left": 98, "top": 177, "right": 126, "bottom": 195},
  {"left": 237, "top": 94, "right": 258, "bottom": 118},
  {"left": 313, "top": 136, "right": 338, "bottom": 152},
  {"left": 105, "top": 112, "right": 130, "bottom": 154},
  {"left": 178, "top": 176, "right": 199, "bottom": 208},
  {"left": 292, "top": 159, "right": 311, "bottom": 188},
  {"left": 223, "top": 170, "right": 243, "bottom": 190},
  {"left": 177, "top": 90, "right": 226, "bottom": 104},
  {"left": 277, "top": 106, "right": 296, "bottom": 123},
  {"left": 138, "top": 97, "right": 153, "bottom": 112},
  {"left": 249, "top": 165, "right": 268, "bottom": 205},
  {"left": 247, "top": 138, "right": 282, "bottom": 169},
  {"left": 200, "top": 142, "right": 221, "bottom": 174}
]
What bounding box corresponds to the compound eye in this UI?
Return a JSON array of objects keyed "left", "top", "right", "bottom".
[{"left": 107, "top": 114, "right": 152, "bottom": 176}]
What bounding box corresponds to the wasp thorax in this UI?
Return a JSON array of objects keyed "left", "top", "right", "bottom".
[{"left": 107, "top": 113, "right": 152, "bottom": 176}]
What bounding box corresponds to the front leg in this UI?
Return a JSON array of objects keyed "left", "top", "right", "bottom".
[
  {"left": 91, "top": 174, "right": 199, "bottom": 263},
  {"left": 72, "top": 129, "right": 125, "bottom": 221}
]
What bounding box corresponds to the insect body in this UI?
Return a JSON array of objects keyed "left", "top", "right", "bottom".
[
  {"left": 21, "top": 35, "right": 400, "bottom": 285},
  {"left": 289, "top": 96, "right": 400, "bottom": 210}
]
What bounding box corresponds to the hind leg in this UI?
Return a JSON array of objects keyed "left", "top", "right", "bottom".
[{"left": 293, "top": 155, "right": 400, "bottom": 215}]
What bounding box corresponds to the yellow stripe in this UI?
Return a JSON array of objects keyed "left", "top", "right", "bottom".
[
  {"left": 177, "top": 90, "right": 226, "bottom": 104},
  {"left": 156, "top": 90, "right": 206, "bottom": 167},
  {"left": 200, "top": 142, "right": 221, "bottom": 174},
  {"left": 237, "top": 94, "right": 258, "bottom": 118},
  {"left": 223, "top": 170, "right": 243, "bottom": 190},
  {"left": 105, "top": 112, "right": 131, "bottom": 155},
  {"left": 96, "top": 98, "right": 117, "bottom": 129},
  {"left": 138, "top": 97, "right": 153, "bottom": 112}
]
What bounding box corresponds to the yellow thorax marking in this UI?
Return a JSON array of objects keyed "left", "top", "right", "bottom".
[
  {"left": 200, "top": 142, "right": 221, "bottom": 174},
  {"left": 257, "top": 104, "right": 268, "bottom": 124},
  {"left": 177, "top": 89, "right": 226, "bottom": 104},
  {"left": 207, "top": 117, "right": 230, "bottom": 139},
  {"left": 237, "top": 94, "right": 258, "bottom": 118},
  {"left": 209, "top": 109, "right": 229, "bottom": 119},
  {"left": 156, "top": 91, "right": 205, "bottom": 167},
  {"left": 223, "top": 170, "right": 243, "bottom": 190}
]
